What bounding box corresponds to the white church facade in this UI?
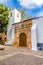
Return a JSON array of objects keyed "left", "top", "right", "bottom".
[{"left": 5, "top": 8, "right": 43, "bottom": 51}]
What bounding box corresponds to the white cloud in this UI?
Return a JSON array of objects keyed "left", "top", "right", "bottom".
[
  {"left": 18, "top": 0, "right": 43, "bottom": 9},
  {"left": 0, "top": 0, "right": 8, "bottom": 3},
  {"left": 0, "top": 0, "right": 7, "bottom": 4},
  {"left": 0, "top": 0, "right": 11, "bottom": 6}
]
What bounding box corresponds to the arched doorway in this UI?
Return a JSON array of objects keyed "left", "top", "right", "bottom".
[{"left": 19, "top": 33, "right": 27, "bottom": 47}]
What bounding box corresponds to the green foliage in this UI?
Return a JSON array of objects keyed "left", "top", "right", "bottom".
[
  {"left": 25, "top": 15, "right": 32, "bottom": 20},
  {"left": 18, "top": 9, "right": 32, "bottom": 21},
  {"left": 0, "top": 4, "right": 9, "bottom": 33},
  {"left": 18, "top": 9, "right": 26, "bottom": 21}
]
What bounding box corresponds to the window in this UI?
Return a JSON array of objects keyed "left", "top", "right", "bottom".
[
  {"left": 10, "top": 12, "right": 12, "bottom": 17},
  {"left": 0, "top": 38, "right": 2, "bottom": 40},
  {"left": 17, "top": 13, "right": 19, "bottom": 17}
]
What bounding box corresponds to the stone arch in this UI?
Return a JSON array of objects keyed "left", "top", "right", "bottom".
[{"left": 19, "top": 33, "right": 27, "bottom": 47}]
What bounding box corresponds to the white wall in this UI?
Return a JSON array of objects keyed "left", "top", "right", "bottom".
[
  {"left": 7, "top": 10, "right": 14, "bottom": 42},
  {"left": 32, "top": 17, "right": 43, "bottom": 43},
  {"left": 5, "top": 8, "right": 21, "bottom": 45},
  {"left": 7, "top": 8, "right": 21, "bottom": 33},
  {"left": 14, "top": 8, "right": 21, "bottom": 23},
  {"left": 31, "top": 24, "right": 37, "bottom": 50}
]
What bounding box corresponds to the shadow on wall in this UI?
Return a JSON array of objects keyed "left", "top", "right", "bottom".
[{"left": 37, "top": 43, "right": 43, "bottom": 50}]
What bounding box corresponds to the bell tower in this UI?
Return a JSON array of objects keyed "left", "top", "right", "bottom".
[
  {"left": 5, "top": 8, "right": 21, "bottom": 45},
  {"left": 14, "top": 8, "right": 21, "bottom": 23}
]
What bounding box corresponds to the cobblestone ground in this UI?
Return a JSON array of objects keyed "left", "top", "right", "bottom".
[{"left": 0, "top": 46, "right": 43, "bottom": 65}]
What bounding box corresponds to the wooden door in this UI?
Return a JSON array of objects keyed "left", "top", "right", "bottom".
[{"left": 19, "top": 33, "right": 26, "bottom": 47}]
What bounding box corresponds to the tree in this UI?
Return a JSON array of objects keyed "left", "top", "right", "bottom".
[
  {"left": 18, "top": 9, "right": 32, "bottom": 21},
  {"left": 25, "top": 15, "right": 32, "bottom": 20},
  {"left": 18, "top": 9, "right": 26, "bottom": 21},
  {"left": 0, "top": 4, "right": 9, "bottom": 33}
]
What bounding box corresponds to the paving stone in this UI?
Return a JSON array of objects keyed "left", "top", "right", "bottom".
[
  {"left": 0, "top": 54, "right": 43, "bottom": 65},
  {"left": 0, "top": 46, "right": 43, "bottom": 65}
]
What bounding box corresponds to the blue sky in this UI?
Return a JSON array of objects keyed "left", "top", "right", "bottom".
[{"left": 0, "top": 0, "right": 43, "bottom": 17}]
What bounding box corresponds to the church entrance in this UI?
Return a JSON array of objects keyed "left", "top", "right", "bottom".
[{"left": 19, "top": 33, "right": 26, "bottom": 47}]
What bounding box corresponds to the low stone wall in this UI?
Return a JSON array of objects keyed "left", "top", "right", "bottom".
[{"left": 0, "top": 33, "right": 6, "bottom": 45}]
